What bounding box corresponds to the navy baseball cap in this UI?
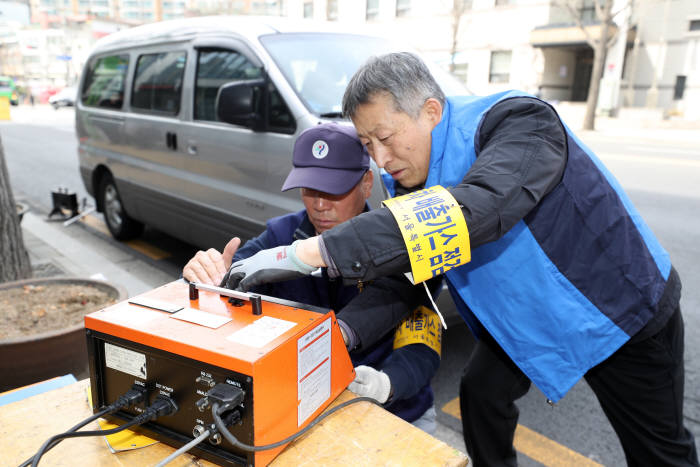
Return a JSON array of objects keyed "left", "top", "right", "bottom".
[{"left": 282, "top": 123, "right": 370, "bottom": 195}]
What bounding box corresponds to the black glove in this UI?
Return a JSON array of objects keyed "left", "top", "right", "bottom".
[{"left": 220, "top": 240, "right": 317, "bottom": 291}]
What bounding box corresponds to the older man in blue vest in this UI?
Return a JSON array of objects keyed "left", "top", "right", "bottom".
[{"left": 219, "top": 53, "right": 698, "bottom": 466}]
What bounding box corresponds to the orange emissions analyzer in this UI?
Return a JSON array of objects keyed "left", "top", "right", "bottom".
[{"left": 84, "top": 279, "right": 355, "bottom": 466}]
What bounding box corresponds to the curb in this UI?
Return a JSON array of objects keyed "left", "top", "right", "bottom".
[{"left": 20, "top": 211, "right": 172, "bottom": 297}]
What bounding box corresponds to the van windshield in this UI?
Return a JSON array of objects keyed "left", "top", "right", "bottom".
[{"left": 260, "top": 33, "right": 466, "bottom": 117}]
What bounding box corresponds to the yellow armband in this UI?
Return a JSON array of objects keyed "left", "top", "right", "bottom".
[
  {"left": 383, "top": 185, "right": 470, "bottom": 284},
  {"left": 393, "top": 306, "right": 442, "bottom": 357}
]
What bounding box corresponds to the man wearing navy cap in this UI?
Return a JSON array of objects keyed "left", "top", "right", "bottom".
[{"left": 183, "top": 123, "right": 441, "bottom": 432}]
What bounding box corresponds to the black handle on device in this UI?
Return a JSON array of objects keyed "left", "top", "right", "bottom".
[{"left": 189, "top": 282, "right": 262, "bottom": 315}]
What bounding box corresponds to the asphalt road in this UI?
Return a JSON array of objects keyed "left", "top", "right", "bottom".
[{"left": 2, "top": 105, "right": 699, "bottom": 466}]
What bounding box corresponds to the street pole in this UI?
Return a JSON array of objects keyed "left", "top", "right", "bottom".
[
  {"left": 646, "top": 0, "right": 670, "bottom": 108},
  {"left": 624, "top": 0, "right": 643, "bottom": 107},
  {"left": 598, "top": 0, "right": 631, "bottom": 117}
]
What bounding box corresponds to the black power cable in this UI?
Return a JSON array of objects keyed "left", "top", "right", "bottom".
[
  {"left": 18, "top": 405, "right": 114, "bottom": 467},
  {"left": 29, "top": 395, "right": 177, "bottom": 467},
  {"left": 211, "top": 396, "right": 382, "bottom": 452},
  {"left": 17, "top": 385, "right": 148, "bottom": 467}
]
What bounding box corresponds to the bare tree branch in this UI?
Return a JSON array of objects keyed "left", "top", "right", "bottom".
[
  {"left": 593, "top": 0, "right": 605, "bottom": 20},
  {"left": 448, "top": 0, "right": 471, "bottom": 73},
  {"left": 606, "top": 28, "right": 620, "bottom": 49},
  {"left": 611, "top": 4, "right": 628, "bottom": 19},
  {"left": 555, "top": 0, "right": 597, "bottom": 47}
]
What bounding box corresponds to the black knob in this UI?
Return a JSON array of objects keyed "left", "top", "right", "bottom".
[{"left": 250, "top": 294, "right": 262, "bottom": 315}]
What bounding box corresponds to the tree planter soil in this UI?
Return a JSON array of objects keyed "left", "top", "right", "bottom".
[
  {"left": 0, "top": 278, "right": 127, "bottom": 392},
  {"left": 1, "top": 283, "right": 115, "bottom": 339}
]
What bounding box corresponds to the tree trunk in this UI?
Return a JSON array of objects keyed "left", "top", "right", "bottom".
[
  {"left": 0, "top": 134, "right": 32, "bottom": 283},
  {"left": 582, "top": 0, "right": 613, "bottom": 130}
]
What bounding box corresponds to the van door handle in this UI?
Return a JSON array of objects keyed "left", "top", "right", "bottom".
[
  {"left": 187, "top": 140, "right": 197, "bottom": 155},
  {"left": 166, "top": 132, "right": 178, "bottom": 150}
]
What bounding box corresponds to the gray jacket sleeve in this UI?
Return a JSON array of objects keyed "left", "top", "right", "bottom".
[{"left": 321, "top": 96, "right": 568, "bottom": 281}]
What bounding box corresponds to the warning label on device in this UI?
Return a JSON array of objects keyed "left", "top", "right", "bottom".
[
  {"left": 104, "top": 342, "right": 147, "bottom": 379},
  {"left": 297, "top": 318, "right": 331, "bottom": 426}
]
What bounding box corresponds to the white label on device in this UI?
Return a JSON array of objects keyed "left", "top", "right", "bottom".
[
  {"left": 226, "top": 316, "right": 297, "bottom": 348},
  {"left": 170, "top": 308, "right": 231, "bottom": 329},
  {"left": 297, "top": 318, "right": 331, "bottom": 426},
  {"left": 104, "top": 343, "right": 147, "bottom": 379}
]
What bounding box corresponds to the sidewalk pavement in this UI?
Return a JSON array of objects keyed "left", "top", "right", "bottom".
[
  {"left": 21, "top": 210, "right": 174, "bottom": 297},
  {"left": 554, "top": 102, "right": 700, "bottom": 144}
]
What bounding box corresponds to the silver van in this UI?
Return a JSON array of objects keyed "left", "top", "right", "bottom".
[{"left": 76, "top": 16, "right": 466, "bottom": 249}]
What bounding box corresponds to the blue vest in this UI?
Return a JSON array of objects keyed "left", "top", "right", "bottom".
[{"left": 419, "top": 92, "right": 671, "bottom": 401}]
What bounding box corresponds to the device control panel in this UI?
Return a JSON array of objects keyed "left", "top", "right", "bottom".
[{"left": 87, "top": 331, "right": 254, "bottom": 466}]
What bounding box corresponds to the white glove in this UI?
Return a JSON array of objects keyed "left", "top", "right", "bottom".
[{"left": 348, "top": 365, "right": 392, "bottom": 404}]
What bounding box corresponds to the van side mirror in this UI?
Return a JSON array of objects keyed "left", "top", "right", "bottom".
[{"left": 216, "top": 79, "right": 266, "bottom": 131}]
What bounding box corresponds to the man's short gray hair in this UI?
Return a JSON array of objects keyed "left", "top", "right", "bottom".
[{"left": 342, "top": 52, "right": 445, "bottom": 120}]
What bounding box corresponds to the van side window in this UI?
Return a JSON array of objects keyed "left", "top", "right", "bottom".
[
  {"left": 195, "top": 48, "right": 294, "bottom": 133},
  {"left": 81, "top": 55, "right": 129, "bottom": 109},
  {"left": 132, "top": 51, "right": 186, "bottom": 115},
  {"left": 194, "top": 49, "right": 263, "bottom": 122}
]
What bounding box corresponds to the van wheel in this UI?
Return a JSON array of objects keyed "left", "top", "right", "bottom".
[{"left": 99, "top": 175, "right": 144, "bottom": 240}]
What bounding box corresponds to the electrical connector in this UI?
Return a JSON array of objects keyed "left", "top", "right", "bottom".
[
  {"left": 220, "top": 408, "right": 242, "bottom": 427},
  {"left": 206, "top": 383, "right": 245, "bottom": 414},
  {"left": 145, "top": 396, "right": 179, "bottom": 420},
  {"left": 195, "top": 396, "right": 210, "bottom": 412},
  {"left": 113, "top": 384, "right": 148, "bottom": 409},
  {"left": 129, "top": 395, "right": 179, "bottom": 426}
]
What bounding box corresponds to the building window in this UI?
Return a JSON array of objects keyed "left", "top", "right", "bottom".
[
  {"left": 252, "top": 0, "right": 284, "bottom": 15},
  {"left": 458, "top": 0, "right": 473, "bottom": 10},
  {"left": 303, "top": 0, "right": 313, "bottom": 18},
  {"left": 327, "top": 0, "right": 337, "bottom": 20},
  {"left": 580, "top": 0, "right": 595, "bottom": 23},
  {"left": 673, "top": 75, "right": 686, "bottom": 100},
  {"left": 396, "top": 0, "right": 410, "bottom": 17},
  {"left": 366, "top": 0, "right": 379, "bottom": 21},
  {"left": 690, "top": 19, "right": 700, "bottom": 32},
  {"left": 452, "top": 62, "right": 468, "bottom": 84},
  {"left": 489, "top": 50, "right": 511, "bottom": 83}
]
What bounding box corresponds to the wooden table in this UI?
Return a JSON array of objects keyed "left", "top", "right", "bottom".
[{"left": 2, "top": 379, "right": 468, "bottom": 466}]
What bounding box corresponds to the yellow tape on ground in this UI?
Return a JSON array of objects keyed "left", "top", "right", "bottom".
[
  {"left": 0, "top": 97, "right": 10, "bottom": 120},
  {"left": 383, "top": 186, "right": 470, "bottom": 283},
  {"left": 393, "top": 305, "right": 442, "bottom": 356}
]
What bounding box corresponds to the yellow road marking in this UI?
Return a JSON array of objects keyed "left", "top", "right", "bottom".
[
  {"left": 80, "top": 213, "right": 110, "bottom": 236},
  {"left": 442, "top": 396, "right": 461, "bottom": 419},
  {"left": 124, "top": 239, "right": 171, "bottom": 261},
  {"left": 442, "top": 397, "right": 603, "bottom": 467},
  {"left": 79, "top": 215, "right": 171, "bottom": 261}
]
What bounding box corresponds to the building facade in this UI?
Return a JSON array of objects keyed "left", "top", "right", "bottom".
[
  {"left": 283, "top": 0, "right": 700, "bottom": 119},
  {"left": 1, "top": 0, "right": 698, "bottom": 117}
]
